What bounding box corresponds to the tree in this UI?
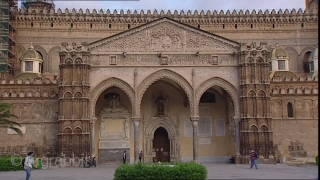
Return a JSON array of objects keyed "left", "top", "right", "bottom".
[{"left": 0, "top": 101, "right": 22, "bottom": 135}]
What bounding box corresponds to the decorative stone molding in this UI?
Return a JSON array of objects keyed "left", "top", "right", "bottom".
[
  {"left": 89, "top": 77, "right": 135, "bottom": 117},
  {"left": 195, "top": 77, "right": 239, "bottom": 117},
  {"left": 137, "top": 69, "right": 193, "bottom": 117},
  {"left": 88, "top": 18, "right": 239, "bottom": 53},
  {"left": 144, "top": 117, "right": 180, "bottom": 161},
  {"left": 0, "top": 87, "right": 59, "bottom": 99},
  {"left": 90, "top": 54, "right": 238, "bottom": 66},
  {"left": 270, "top": 86, "right": 318, "bottom": 95}
]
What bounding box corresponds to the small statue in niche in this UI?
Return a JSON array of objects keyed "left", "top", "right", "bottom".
[{"left": 156, "top": 103, "right": 164, "bottom": 115}]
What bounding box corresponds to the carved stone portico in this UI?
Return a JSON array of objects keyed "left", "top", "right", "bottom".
[
  {"left": 84, "top": 17, "right": 243, "bottom": 164},
  {"left": 144, "top": 117, "right": 180, "bottom": 162}
]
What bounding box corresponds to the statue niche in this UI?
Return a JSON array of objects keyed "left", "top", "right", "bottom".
[{"left": 153, "top": 92, "right": 168, "bottom": 117}]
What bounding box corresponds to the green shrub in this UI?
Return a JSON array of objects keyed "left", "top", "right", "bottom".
[
  {"left": 114, "top": 161, "right": 207, "bottom": 180},
  {"left": 0, "top": 155, "right": 24, "bottom": 171}
]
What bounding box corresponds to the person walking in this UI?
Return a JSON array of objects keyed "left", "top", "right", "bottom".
[
  {"left": 123, "top": 151, "right": 127, "bottom": 164},
  {"left": 249, "top": 148, "right": 258, "bottom": 169},
  {"left": 139, "top": 151, "right": 143, "bottom": 162},
  {"left": 24, "top": 152, "right": 34, "bottom": 180}
]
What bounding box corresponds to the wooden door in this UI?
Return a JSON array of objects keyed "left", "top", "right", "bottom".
[{"left": 153, "top": 127, "right": 170, "bottom": 162}]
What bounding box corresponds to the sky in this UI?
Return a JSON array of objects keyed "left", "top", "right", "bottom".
[{"left": 19, "top": 0, "right": 306, "bottom": 12}]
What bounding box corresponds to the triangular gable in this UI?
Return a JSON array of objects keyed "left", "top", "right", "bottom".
[{"left": 88, "top": 17, "right": 240, "bottom": 53}]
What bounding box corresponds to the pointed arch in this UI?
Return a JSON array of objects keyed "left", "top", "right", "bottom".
[
  {"left": 256, "top": 56, "right": 264, "bottom": 63},
  {"left": 247, "top": 90, "right": 257, "bottom": 117},
  {"left": 48, "top": 46, "right": 61, "bottom": 73},
  {"left": 285, "top": 47, "right": 299, "bottom": 72},
  {"left": 73, "top": 126, "right": 83, "bottom": 133},
  {"left": 250, "top": 125, "right": 258, "bottom": 131},
  {"left": 195, "top": 77, "right": 239, "bottom": 118},
  {"left": 145, "top": 117, "right": 179, "bottom": 137},
  {"left": 300, "top": 46, "right": 315, "bottom": 73},
  {"left": 287, "top": 102, "right": 294, "bottom": 117},
  {"left": 63, "top": 92, "right": 73, "bottom": 98},
  {"left": 257, "top": 90, "right": 266, "bottom": 97},
  {"left": 144, "top": 117, "right": 180, "bottom": 161},
  {"left": 248, "top": 90, "right": 256, "bottom": 97},
  {"left": 62, "top": 127, "right": 72, "bottom": 134},
  {"left": 33, "top": 45, "right": 48, "bottom": 72},
  {"left": 89, "top": 77, "right": 135, "bottom": 116},
  {"left": 259, "top": 125, "right": 268, "bottom": 132},
  {"left": 137, "top": 69, "right": 193, "bottom": 117},
  {"left": 65, "top": 58, "right": 73, "bottom": 64},
  {"left": 75, "top": 58, "right": 83, "bottom": 64},
  {"left": 74, "top": 91, "right": 82, "bottom": 98}
]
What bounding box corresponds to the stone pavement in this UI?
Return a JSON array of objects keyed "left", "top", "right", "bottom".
[{"left": 0, "top": 163, "right": 318, "bottom": 180}]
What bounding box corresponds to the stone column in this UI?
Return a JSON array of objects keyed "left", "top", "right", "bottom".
[
  {"left": 190, "top": 116, "right": 200, "bottom": 162},
  {"left": 233, "top": 116, "right": 241, "bottom": 164},
  {"left": 234, "top": 118, "right": 240, "bottom": 155},
  {"left": 132, "top": 117, "right": 141, "bottom": 163},
  {"left": 90, "top": 117, "right": 97, "bottom": 156}
]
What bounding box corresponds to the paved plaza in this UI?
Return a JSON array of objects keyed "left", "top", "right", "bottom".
[{"left": 0, "top": 163, "right": 318, "bottom": 180}]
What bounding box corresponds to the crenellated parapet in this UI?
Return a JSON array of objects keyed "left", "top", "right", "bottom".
[
  {"left": 0, "top": 77, "right": 58, "bottom": 85},
  {"left": 270, "top": 75, "right": 318, "bottom": 96},
  {"left": 15, "top": 7, "right": 318, "bottom": 30},
  {"left": 270, "top": 75, "right": 318, "bottom": 82},
  {"left": 0, "top": 78, "right": 59, "bottom": 99}
]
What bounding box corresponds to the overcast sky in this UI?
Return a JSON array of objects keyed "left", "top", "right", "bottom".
[{"left": 20, "top": 0, "right": 306, "bottom": 12}]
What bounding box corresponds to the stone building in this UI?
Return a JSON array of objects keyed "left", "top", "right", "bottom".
[{"left": 0, "top": 0, "right": 318, "bottom": 164}]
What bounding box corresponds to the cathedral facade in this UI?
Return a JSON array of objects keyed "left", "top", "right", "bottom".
[{"left": 0, "top": 0, "right": 318, "bottom": 164}]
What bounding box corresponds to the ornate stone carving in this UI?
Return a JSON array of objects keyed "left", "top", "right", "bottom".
[
  {"left": 90, "top": 78, "right": 135, "bottom": 116},
  {"left": 61, "top": 42, "right": 87, "bottom": 52},
  {"left": 88, "top": 19, "right": 239, "bottom": 53},
  {"left": 109, "top": 56, "right": 117, "bottom": 65},
  {"left": 144, "top": 117, "right": 180, "bottom": 162},
  {"left": 99, "top": 102, "right": 130, "bottom": 140},
  {"left": 105, "top": 94, "right": 122, "bottom": 111},
  {"left": 90, "top": 54, "right": 238, "bottom": 66}
]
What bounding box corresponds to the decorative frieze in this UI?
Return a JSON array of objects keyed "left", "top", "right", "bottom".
[{"left": 90, "top": 54, "right": 237, "bottom": 66}]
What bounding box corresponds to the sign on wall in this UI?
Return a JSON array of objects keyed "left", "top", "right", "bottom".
[{"left": 184, "top": 117, "right": 212, "bottom": 137}]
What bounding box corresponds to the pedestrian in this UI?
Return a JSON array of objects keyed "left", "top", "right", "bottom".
[
  {"left": 24, "top": 152, "right": 34, "bottom": 180},
  {"left": 92, "top": 157, "right": 96, "bottom": 167},
  {"left": 123, "top": 151, "right": 127, "bottom": 164},
  {"left": 139, "top": 151, "right": 143, "bottom": 162},
  {"left": 249, "top": 148, "right": 258, "bottom": 169}
]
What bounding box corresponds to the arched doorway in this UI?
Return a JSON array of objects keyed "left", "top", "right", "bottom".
[{"left": 153, "top": 127, "right": 170, "bottom": 162}]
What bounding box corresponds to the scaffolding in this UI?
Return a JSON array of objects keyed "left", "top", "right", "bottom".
[{"left": 0, "top": 0, "right": 17, "bottom": 77}]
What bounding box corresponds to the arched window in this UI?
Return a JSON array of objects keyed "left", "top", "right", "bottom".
[
  {"left": 287, "top": 102, "right": 293, "bottom": 118},
  {"left": 37, "top": 51, "right": 43, "bottom": 73},
  {"left": 303, "top": 51, "right": 311, "bottom": 73}
]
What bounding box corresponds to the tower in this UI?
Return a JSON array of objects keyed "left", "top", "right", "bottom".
[
  {"left": 239, "top": 42, "right": 273, "bottom": 162},
  {"left": 58, "top": 42, "right": 91, "bottom": 157}
]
